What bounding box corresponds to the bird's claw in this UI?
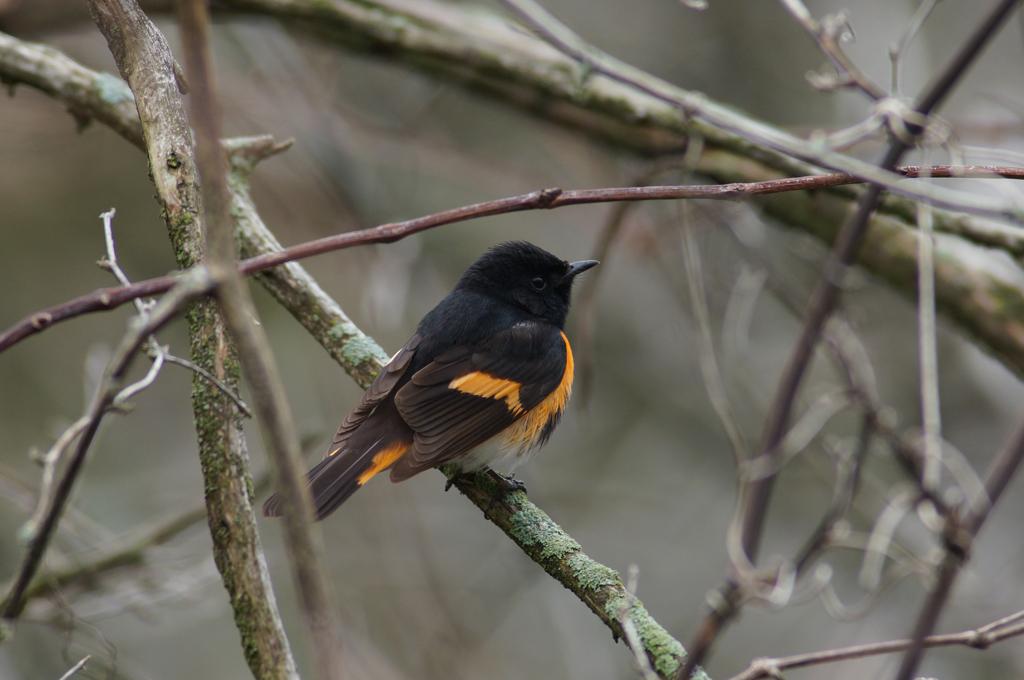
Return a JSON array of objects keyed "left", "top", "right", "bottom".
[{"left": 495, "top": 473, "right": 527, "bottom": 495}]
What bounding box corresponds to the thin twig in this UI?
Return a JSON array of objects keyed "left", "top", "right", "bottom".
[
  {"left": 3, "top": 164, "right": 1023, "bottom": 356},
  {"left": 779, "top": 0, "right": 886, "bottom": 100},
  {"left": 57, "top": 655, "right": 91, "bottom": 680},
  {"left": 890, "top": 0, "right": 941, "bottom": 95},
  {"left": 161, "top": 353, "right": 252, "bottom": 416},
  {"left": 0, "top": 268, "right": 212, "bottom": 619},
  {"left": 893, "top": 414, "right": 1024, "bottom": 679},
  {"left": 916, "top": 163, "right": 943, "bottom": 494},
  {"left": 730, "top": 607, "right": 1024, "bottom": 680},
  {"left": 100, "top": 208, "right": 252, "bottom": 417},
  {"left": 619, "top": 565, "right": 660, "bottom": 680}
]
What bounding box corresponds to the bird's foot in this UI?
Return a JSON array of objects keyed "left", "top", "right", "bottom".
[
  {"left": 495, "top": 472, "right": 527, "bottom": 496},
  {"left": 482, "top": 471, "right": 527, "bottom": 517}
]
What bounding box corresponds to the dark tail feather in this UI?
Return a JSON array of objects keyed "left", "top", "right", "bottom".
[{"left": 262, "top": 442, "right": 385, "bottom": 521}]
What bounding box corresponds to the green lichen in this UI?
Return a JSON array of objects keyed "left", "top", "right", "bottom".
[
  {"left": 507, "top": 507, "right": 581, "bottom": 560},
  {"left": 604, "top": 596, "right": 703, "bottom": 680},
  {"left": 330, "top": 323, "right": 389, "bottom": 367},
  {"left": 566, "top": 553, "right": 618, "bottom": 591},
  {"left": 93, "top": 72, "right": 134, "bottom": 105}
]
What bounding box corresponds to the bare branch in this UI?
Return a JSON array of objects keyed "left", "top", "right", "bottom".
[
  {"left": 890, "top": 0, "right": 941, "bottom": 95},
  {"left": 915, "top": 164, "right": 943, "bottom": 494},
  {"left": 4, "top": 164, "right": 1024, "bottom": 356},
  {"left": 893, "top": 415, "right": 1024, "bottom": 679},
  {"left": 730, "top": 606, "right": 1024, "bottom": 680},
  {"left": 779, "top": 1, "right": 886, "bottom": 100}
]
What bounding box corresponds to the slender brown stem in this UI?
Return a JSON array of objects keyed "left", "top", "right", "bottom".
[
  {"left": 729, "top": 607, "right": 1024, "bottom": 680},
  {"left": 2, "top": 164, "right": 1021, "bottom": 356},
  {"left": 892, "top": 415, "right": 1024, "bottom": 680}
]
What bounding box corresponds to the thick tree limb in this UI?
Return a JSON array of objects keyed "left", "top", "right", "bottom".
[{"left": 82, "top": 1, "right": 300, "bottom": 677}]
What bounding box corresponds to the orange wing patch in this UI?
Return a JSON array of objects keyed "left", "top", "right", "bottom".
[
  {"left": 449, "top": 372, "right": 524, "bottom": 415},
  {"left": 503, "top": 332, "right": 574, "bottom": 449},
  {"left": 356, "top": 441, "right": 411, "bottom": 486}
]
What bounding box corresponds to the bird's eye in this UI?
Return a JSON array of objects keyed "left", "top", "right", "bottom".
[{"left": 530, "top": 276, "right": 547, "bottom": 291}]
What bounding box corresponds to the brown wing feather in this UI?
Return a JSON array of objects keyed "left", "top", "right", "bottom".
[
  {"left": 391, "top": 367, "right": 517, "bottom": 481},
  {"left": 390, "top": 323, "right": 566, "bottom": 482}
]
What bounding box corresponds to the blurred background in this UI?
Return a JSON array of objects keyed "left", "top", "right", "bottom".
[{"left": 2, "top": 1, "right": 1024, "bottom": 678}]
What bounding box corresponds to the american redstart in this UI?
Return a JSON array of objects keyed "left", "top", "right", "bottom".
[{"left": 263, "top": 241, "right": 598, "bottom": 520}]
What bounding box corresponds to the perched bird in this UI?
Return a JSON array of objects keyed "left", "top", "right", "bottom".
[{"left": 263, "top": 241, "right": 598, "bottom": 520}]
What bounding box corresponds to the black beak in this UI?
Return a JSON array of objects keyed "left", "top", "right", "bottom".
[{"left": 563, "top": 259, "right": 599, "bottom": 283}]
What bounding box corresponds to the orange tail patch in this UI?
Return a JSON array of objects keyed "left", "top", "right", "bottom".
[{"left": 356, "top": 441, "right": 411, "bottom": 486}]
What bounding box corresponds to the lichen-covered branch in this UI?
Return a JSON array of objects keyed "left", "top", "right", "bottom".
[
  {"left": 452, "top": 469, "right": 710, "bottom": 680},
  {"left": 226, "top": 137, "right": 389, "bottom": 388},
  {"left": 0, "top": 32, "right": 141, "bottom": 142},
  {"left": 82, "top": 2, "right": 299, "bottom": 677}
]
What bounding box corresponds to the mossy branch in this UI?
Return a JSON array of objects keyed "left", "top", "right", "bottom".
[{"left": 82, "top": 2, "right": 299, "bottom": 677}]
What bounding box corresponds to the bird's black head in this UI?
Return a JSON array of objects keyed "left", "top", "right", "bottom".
[{"left": 456, "top": 241, "right": 598, "bottom": 327}]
